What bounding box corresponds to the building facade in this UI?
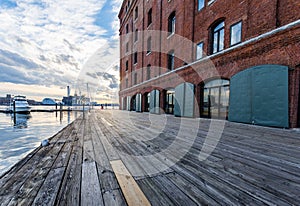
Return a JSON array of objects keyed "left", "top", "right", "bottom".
[{"left": 118, "top": 0, "right": 300, "bottom": 128}]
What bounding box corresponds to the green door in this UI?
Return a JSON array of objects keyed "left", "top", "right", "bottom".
[
  {"left": 229, "top": 65, "right": 289, "bottom": 128},
  {"left": 174, "top": 83, "right": 195, "bottom": 117}
]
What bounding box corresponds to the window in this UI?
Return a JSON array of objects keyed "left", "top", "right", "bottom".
[
  {"left": 148, "top": 8, "right": 152, "bottom": 26},
  {"left": 133, "top": 52, "right": 138, "bottom": 64},
  {"left": 168, "top": 50, "right": 175, "bottom": 70},
  {"left": 147, "top": 64, "right": 151, "bottom": 80},
  {"left": 134, "top": 73, "right": 137, "bottom": 85},
  {"left": 125, "top": 60, "right": 128, "bottom": 71},
  {"left": 168, "top": 12, "right": 176, "bottom": 35},
  {"left": 201, "top": 79, "right": 230, "bottom": 119},
  {"left": 212, "top": 21, "right": 224, "bottom": 53},
  {"left": 126, "top": 24, "right": 129, "bottom": 34},
  {"left": 135, "top": 7, "right": 138, "bottom": 20},
  {"left": 198, "top": 0, "right": 204, "bottom": 10},
  {"left": 135, "top": 29, "right": 138, "bottom": 42},
  {"left": 230, "top": 21, "right": 242, "bottom": 46},
  {"left": 147, "top": 37, "right": 152, "bottom": 54},
  {"left": 196, "top": 42, "right": 204, "bottom": 59},
  {"left": 126, "top": 42, "right": 129, "bottom": 53}
]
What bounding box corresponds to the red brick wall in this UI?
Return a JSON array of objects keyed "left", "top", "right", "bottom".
[{"left": 118, "top": 0, "right": 300, "bottom": 127}]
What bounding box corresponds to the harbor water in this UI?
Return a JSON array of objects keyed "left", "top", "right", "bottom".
[{"left": 0, "top": 106, "right": 79, "bottom": 176}]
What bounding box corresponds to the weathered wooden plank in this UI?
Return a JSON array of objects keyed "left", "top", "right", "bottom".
[
  {"left": 166, "top": 172, "right": 219, "bottom": 205},
  {"left": 110, "top": 160, "right": 151, "bottom": 206},
  {"left": 0, "top": 143, "right": 63, "bottom": 205},
  {"left": 93, "top": 118, "right": 120, "bottom": 160},
  {"left": 52, "top": 142, "right": 73, "bottom": 169},
  {"left": 83, "top": 140, "right": 95, "bottom": 163},
  {"left": 32, "top": 167, "right": 65, "bottom": 206},
  {"left": 151, "top": 175, "right": 197, "bottom": 206},
  {"left": 81, "top": 161, "right": 104, "bottom": 206},
  {"left": 55, "top": 144, "right": 83, "bottom": 206},
  {"left": 90, "top": 118, "right": 120, "bottom": 192},
  {"left": 102, "top": 189, "right": 127, "bottom": 206},
  {"left": 136, "top": 178, "right": 175, "bottom": 206}
]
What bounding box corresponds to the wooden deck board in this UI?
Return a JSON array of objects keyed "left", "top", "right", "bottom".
[
  {"left": 110, "top": 160, "right": 151, "bottom": 206},
  {"left": 0, "top": 110, "right": 299, "bottom": 205}
]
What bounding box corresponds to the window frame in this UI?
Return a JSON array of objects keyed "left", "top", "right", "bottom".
[
  {"left": 135, "top": 7, "right": 138, "bottom": 20},
  {"left": 212, "top": 21, "right": 225, "bottom": 54},
  {"left": 133, "top": 52, "right": 138, "bottom": 64},
  {"left": 168, "top": 50, "right": 175, "bottom": 71},
  {"left": 230, "top": 21, "right": 242, "bottom": 46},
  {"left": 147, "top": 36, "right": 152, "bottom": 54},
  {"left": 196, "top": 42, "right": 204, "bottom": 60},
  {"left": 134, "top": 29, "right": 138, "bottom": 42},
  {"left": 148, "top": 8, "right": 152, "bottom": 27},
  {"left": 125, "top": 60, "right": 129, "bottom": 71},
  {"left": 147, "top": 64, "right": 151, "bottom": 80},
  {"left": 126, "top": 42, "right": 129, "bottom": 53},
  {"left": 198, "top": 0, "right": 205, "bottom": 11},
  {"left": 168, "top": 12, "right": 176, "bottom": 35}
]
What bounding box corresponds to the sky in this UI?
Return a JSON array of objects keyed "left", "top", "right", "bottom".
[{"left": 0, "top": 0, "right": 122, "bottom": 103}]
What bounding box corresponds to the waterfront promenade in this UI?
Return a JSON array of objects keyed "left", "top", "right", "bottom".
[{"left": 0, "top": 110, "right": 299, "bottom": 205}]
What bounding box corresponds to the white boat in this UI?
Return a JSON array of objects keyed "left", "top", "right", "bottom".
[{"left": 9, "top": 95, "right": 31, "bottom": 113}]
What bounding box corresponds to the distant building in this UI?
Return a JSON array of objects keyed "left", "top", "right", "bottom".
[
  {"left": 0, "top": 94, "right": 12, "bottom": 105},
  {"left": 42, "top": 98, "right": 63, "bottom": 105},
  {"left": 62, "top": 94, "right": 91, "bottom": 106},
  {"left": 62, "top": 96, "right": 73, "bottom": 106}
]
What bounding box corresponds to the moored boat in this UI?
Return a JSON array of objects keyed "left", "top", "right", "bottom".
[{"left": 9, "top": 95, "right": 31, "bottom": 113}]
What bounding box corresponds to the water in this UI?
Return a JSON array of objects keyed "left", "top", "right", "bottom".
[{"left": 0, "top": 106, "right": 80, "bottom": 176}]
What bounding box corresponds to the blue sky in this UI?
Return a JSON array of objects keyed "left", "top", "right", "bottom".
[{"left": 0, "top": 0, "right": 122, "bottom": 102}]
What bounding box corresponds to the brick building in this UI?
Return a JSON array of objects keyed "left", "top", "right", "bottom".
[{"left": 118, "top": 0, "right": 300, "bottom": 128}]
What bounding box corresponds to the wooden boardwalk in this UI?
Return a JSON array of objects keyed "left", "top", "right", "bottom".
[{"left": 0, "top": 110, "right": 300, "bottom": 205}]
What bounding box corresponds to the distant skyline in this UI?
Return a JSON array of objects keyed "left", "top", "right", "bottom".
[{"left": 0, "top": 0, "right": 122, "bottom": 103}]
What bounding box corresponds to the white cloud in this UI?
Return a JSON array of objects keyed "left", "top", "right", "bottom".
[{"left": 0, "top": 0, "right": 122, "bottom": 103}]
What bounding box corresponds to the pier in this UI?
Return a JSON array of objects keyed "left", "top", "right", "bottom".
[{"left": 0, "top": 110, "right": 299, "bottom": 205}]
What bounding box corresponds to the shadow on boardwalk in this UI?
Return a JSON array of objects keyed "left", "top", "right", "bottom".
[{"left": 0, "top": 110, "right": 299, "bottom": 205}]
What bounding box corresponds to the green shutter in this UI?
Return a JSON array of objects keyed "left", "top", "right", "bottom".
[
  {"left": 150, "top": 90, "right": 160, "bottom": 114},
  {"left": 136, "top": 94, "right": 142, "bottom": 112},
  {"left": 229, "top": 65, "right": 289, "bottom": 128},
  {"left": 175, "top": 83, "right": 195, "bottom": 117},
  {"left": 126, "top": 96, "right": 131, "bottom": 111},
  {"left": 184, "top": 83, "right": 195, "bottom": 117},
  {"left": 174, "top": 84, "right": 184, "bottom": 116}
]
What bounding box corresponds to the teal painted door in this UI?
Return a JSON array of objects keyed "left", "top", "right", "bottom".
[
  {"left": 229, "top": 65, "right": 289, "bottom": 128},
  {"left": 150, "top": 90, "right": 160, "bottom": 114},
  {"left": 136, "top": 94, "right": 142, "bottom": 112},
  {"left": 174, "top": 83, "right": 195, "bottom": 117}
]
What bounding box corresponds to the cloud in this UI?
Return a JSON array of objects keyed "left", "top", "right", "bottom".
[{"left": 0, "top": 0, "right": 123, "bottom": 102}]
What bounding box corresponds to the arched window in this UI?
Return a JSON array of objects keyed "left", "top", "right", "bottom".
[
  {"left": 212, "top": 21, "right": 225, "bottom": 53},
  {"left": 168, "top": 12, "right": 176, "bottom": 35}
]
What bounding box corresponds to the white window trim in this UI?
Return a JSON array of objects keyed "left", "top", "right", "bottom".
[{"left": 208, "top": 0, "right": 216, "bottom": 6}]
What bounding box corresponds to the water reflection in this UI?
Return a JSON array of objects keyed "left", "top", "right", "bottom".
[
  {"left": 12, "top": 113, "right": 32, "bottom": 129},
  {"left": 0, "top": 109, "right": 77, "bottom": 176}
]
